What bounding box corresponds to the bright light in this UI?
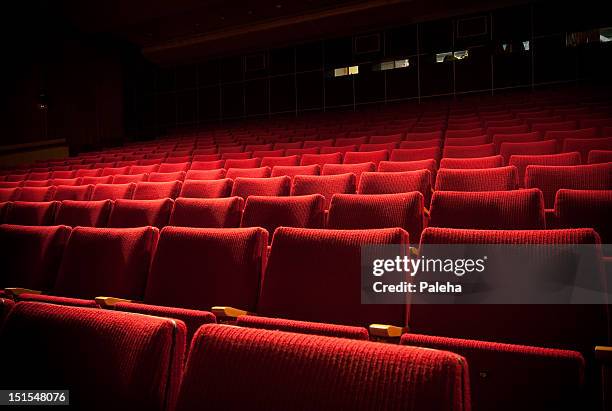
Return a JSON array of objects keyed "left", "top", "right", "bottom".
[
  {"left": 522, "top": 40, "right": 530, "bottom": 51},
  {"left": 334, "top": 67, "right": 348, "bottom": 77},
  {"left": 348, "top": 65, "right": 359, "bottom": 75}
]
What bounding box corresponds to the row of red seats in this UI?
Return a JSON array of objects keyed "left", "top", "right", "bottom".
[
  {"left": 1, "top": 224, "right": 605, "bottom": 410},
  {"left": 1, "top": 188, "right": 609, "bottom": 245}
]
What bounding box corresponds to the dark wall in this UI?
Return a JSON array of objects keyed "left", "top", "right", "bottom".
[
  {"left": 126, "top": 1, "right": 612, "bottom": 137},
  {"left": 0, "top": 1, "right": 127, "bottom": 153}
]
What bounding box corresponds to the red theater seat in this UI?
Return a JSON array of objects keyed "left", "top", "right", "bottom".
[
  {"left": 80, "top": 175, "right": 113, "bottom": 185},
  {"left": 256, "top": 227, "right": 409, "bottom": 328},
  {"left": 321, "top": 162, "right": 375, "bottom": 185},
  {"left": 20, "top": 226, "right": 158, "bottom": 305},
  {"left": 101, "top": 166, "right": 130, "bottom": 176},
  {"left": 130, "top": 164, "right": 160, "bottom": 174},
  {"left": 291, "top": 174, "right": 356, "bottom": 208},
  {"left": 525, "top": 163, "right": 612, "bottom": 208},
  {"left": 107, "top": 199, "right": 173, "bottom": 229},
  {"left": 334, "top": 136, "right": 368, "bottom": 146},
  {"left": 300, "top": 152, "right": 343, "bottom": 166},
  {"left": 562, "top": 137, "right": 612, "bottom": 163},
  {"left": 158, "top": 162, "right": 190, "bottom": 173},
  {"left": 320, "top": 145, "right": 357, "bottom": 155},
  {"left": 359, "top": 142, "right": 398, "bottom": 152},
  {"left": 587, "top": 150, "right": 612, "bottom": 164},
  {"left": 358, "top": 170, "right": 431, "bottom": 204},
  {"left": 225, "top": 167, "right": 271, "bottom": 179},
  {"left": 91, "top": 183, "right": 135, "bottom": 201},
  {"left": 400, "top": 333, "right": 584, "bottom": 411},
  {"left": 391, "top": 147, "right": 441, "bottom": 161},
  {"left": 439, "top": 155, "right": 504, "bottom": 169},
  {"left": 148, "top": 171, "right": 186, "bottom": 182},
  {"left": 112, "top": 173, "right": 148, "bottom": 184},
  {"left": 179, "top": 179, "right": 233, "bottom": 198},
  {"left": 270, "top": 164, "right": 320, "bottom": 178},
  {"left": 491, "top": 131, "right": 542, "bottom": 151},
  {"left": 0, "top": 302, "right": 185, "bottom": 411},
  {"left": 435, "top": 166, "right": 518, "bottom": 191},
  {"left": 169, "top": 197, "right": 243, "bottom": 228},
  {"left": 369, "top": 133, "right": 404, "bottom": 144},
  {"left": 0, "top": 298, "right": 14, "bottom": 324},
  {"left": 235, "top": 315, "right": 369, "bottom": 339},
  {"left": 445, "top": 128, "right": 485, "bottom": 138},
  {"left": 285, "top": 147, "right": 320, "bottom": 156},
  {"left": 241, "top": 194, "right": 325, "bottom": 237},
  {"left": 231, "top": 176, "right": 291, "bottom": 199},
  {"left": 224, "top": 158, "right": 261, "bottom": 169},
  {"left": 185, "top": 169, "right": 226, "bottom": 180},
  {"left": 174, "top": 324, "right": 469, "bottom": 411},
  {"left": 55, "top": 200, "right": 112, "bottom": 227},
  {"left": 16, "top": 186, "right": 56, "bottom": 202},
  {"left": 133, "top": 181, "right": 182, "bottom": 200},
  {"left": 509, "top": 152, "right": 581, "bottom": 187},
  {"left": 328, "top": 192, "right": 424, "bottom": 243},
  {"left": 343, "top": 149, "right": 388, "bottom": 165},
  {"left": 222, "top": 152, "right": 251, "bottom": 160},
  {"left": 377, "top": 159, "right": 438, "bottom": 179},
  {"left": 443, "top": 143, "right": 496, "bottom": 159},
  {"left": 444, "top": 135, "right": 490, "bottom": 146},
  {"left": 429, "top": 189, "right": 546, "bottom": 229},
  {"left": 0, "top": 224, "right": 71, "bottom": 291},
  {"left": 189, "top": 160, "right": 225, "bottom": 170},
  {"left": 113, "top": 227, "right": 267, "bottom": 340},
  {"left": 27, "top": 171, "right": 50, "bottom": 181},
  {"left": 545, "top": 128, "right": 598, "bottom": 143},
  {"left": 499, "top": 140, "right": 558, "bottom": 164},
  {"left": 4, "top": 201, "right": 59, "bottom": 226},
  {"left": 260, "top": 155, "right": 300, "bottom": 167},
  {"left": 52, "top": 184, "right": 93, "bottom": 201}
]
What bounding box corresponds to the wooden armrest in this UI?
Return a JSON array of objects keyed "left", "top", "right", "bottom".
[
  {"left": 595, "top": 346, "right": 612, "bottom": 364},
  {"left": 369, "top": 324, "right": 407, "bottom": 338},
  {"left": 5, "top": 288, "right": 41, "bottom": 297},
  {"left": 423, "top": 208, "right": 430, "bottom": 218},
  {"left": 409, "top": 247, "right": 420, "bottom": 257},
  {"left": 95, "top": 296, "right": 131, "bottom": 308},
  {"left": 212, "top": 306, "right": 248, "bottom": 319}
]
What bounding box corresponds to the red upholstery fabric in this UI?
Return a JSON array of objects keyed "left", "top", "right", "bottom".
[
  {"left": 587, "top": 149, "right": 612, "bottom": 164},
  {"left": 509, "top": 152, "right": 581, "bottom": 187},
  {"left": 158, "top": 162, "right": 190, "bottom": 173},
  {"left": 486, "top": 124, "right": 530, "bottom": 135},
  {"left": 112, "top": 173, "right": 148, "bottom": 184},
  {"left": 230, "top": 176, "right": 291, "bottom": 199},
  {"left": 445, "top": 135, "right": 490, "bottom": 146},
  {"left": 129, "top": 164, "right": 160, "bottom": 174},
  {"left": 398, "top": 138, "right": 441, "bottom": 149},
  {"left": 359, "top": 142, "right": 398, "bottom": 152},
  {"left": 252, "top": 149, "right": 284, "bottom": 158},
  {"left": 245, "top": 143, "right": 273, "bottom": 152},
  {"left": 75, "top": 168, "right": 103, "bottom": 177},
  {"left": 300, "top": 152, "right": 343, "bottom": 166},
  {"left": 439, "top": 155, "right": 504, "bottom": 169},
  {"left": 237, "top": 315, "right": 369, "bottom": 340},
  {"left": 291, "top": 173, "right": 356, "bottom": 208},
  {"left": 91, "top": 183, "right": 135, "bottom": 200},
  {"left": 224, "top": 158, "right": 261, "bottom": 169},
  {"left": 499, "top": 139, "right": 558, "bottom": 164},
  {"left": 401, "top": 333, "right": 584, "bottom": 411},
  {"left": 0, "top": 188, "right": 21, "bottom": 201},
  {"left": 108, "top": 199, "right": 173, "bottom": 229},
  {"left": 320, "top": 145, "right": 357, "bottom": 154},
  {"left": 562, "top": 137, "right": 612, "bottom": 162},
  {"left": 55, "top": 200, "right": 112, "bottom": 227},
  {"left": 260, "top": 155, "right": 300, "bottom": 167},
  {"left": 52, "top": 226, "right": 159, "bottom": 300},
  {"left": 328, "top": 192, "right": 424, "bottom": 243},
  {"left": 492, "top": 131, "right": 542, "bottom": 150},
  {"left": 391, "top": 146, "right": 441, "bottom": 161},
  {"left": 148, "top": 171, "right": 186, "bottom": 182},
  {"left": 81, "top": 175, "right": 113, "bottom": 185},
  {"left": 343, "top": 149, "right": 389, "bottom": 165},
  {"left": 185, "top": 169, "right": 226, "bottom": 180},
  {"left": 4, "top": 201, "right": 59, "bottom": 226},
  {"left": 429, "top": 189, "right": 546, "bottom": 229},
  {"left": 6, "top": 173, "right": 29, "bottom": 182},
  {"left": 335, "top": 136, "right": 368, "bottom": 146},
  {"left": 133, "top": 181, "right": 182, "bottom": 200},
  {"left": 445, "top": 128, "right": 485, "bottom": 138},
  {"left": 101, "top": 166, "right": 130, "bottom": 176},
  {"left": 545, "top": 127, "right": 598, "bottom": 143},
  {"left": 0, "top": 297, "right": 15, "bottom": 325},
  {"left": 525, "top": 163, "right": 612, "bottom": 208},
  {"left": 369, "top": 133, "right": 403, "bottom": 143},
  {"left": 0, "top": 181, "right": 21, "bottom": 188},
  {"left": 435, "top": 166, "right": 518, "bottom": 191},
  {"left": 358, "top": 170, "right": 431, "bottom": 204},
  {"left": 188, "top": 160, "right": 225, "bottom": 170},
  {"left": 531, "top": 120, "right": 577, "bottom": 133},
  {"left": 176, "top": 324, "right": 468, "bottom": 411},
  {"left": 225, "top": 166, "right": 271, "bottom": 179},
  {"left": 405, "top": 130, "right": 443, "bottom": 140},
  {"left": 285, "top": 147, "right": 320, "bottom": 156},
  {"left": 144, "top": 226, "right": 267, "bottom": 313},
  {"left": 0, "top": 302, "right": 185, "bottom": 411},
  {"left": 270, "top": 164, "right": 320, "bottom": 178},
  {"left": 16, "top": 186, "right": 56, "bottom": 202},
  {"left": 179, "top": 179, "right": 233, "bottom": 198},
  {"left": 443, "top": 143, "right": 496, "bottom": 159},
  {"left": 321, "top": 162, "right": 375, "bottom": 185},
  {"left": 23, "top": 179, "right": 48, "bottom": 187},
  {"left": 258, "top": 227, "right": 409, "bottom": 327},
  {"left": 0, "top": 224, "right": 71, "bottom": 290},
  {"left": 27, "top": 171, "right": 51, "bottom": 181},
  {"left": 274, "top": 141, "right": 303, "bottom": 149},
  {"left": 191, "top": 154, "right": 221, "bottom": 162},
  {"left": 377, "top": 159, "right": 438, "bottom": 180},
  {"left": 555, "top": 189, "right": 612, "bottom": 245},
  {"left": 241, "top": 194, "right": 325, "bottom": 238},
  {"left": 169, "top": 197, "right": 243, "bottom": 228}
]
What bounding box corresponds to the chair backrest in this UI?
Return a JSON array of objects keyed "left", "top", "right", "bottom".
[
  {"left": 435, "top": 166, "right": 519, "bottom": 191},
  {"left": 241, "top": 194, "right": 325, "bottom": 238},
  {"left": 16, "top": 186, "right": 56, "bottom": 202},
  {"left": 52, "top": 226, "right": 159, "bottom": 300},
  {"left": 107, "top": 199, "right": 174, "bottom": 229},
  {"left": 169, "top": 197, "right": 244, "bottom": 228},
  {"left": 587, "top": 150, "right": 612, "bottom": 164},
  {"left": 148, "top": 171, "right": 186, "bottom": 182},
  {"left": 291, "top": 173, "right": 356, "bottom": 209},
  {"left": 260, "top": 155, "right": 300, "bottom": 167},
  {"left": 343, "top": 150, "right": 389, "bottom": 165},
  {"left": 429, "top": 189, "right": 546, "bottom": 229},
  {"left": 225, "top": 166, "right": 271, "bottom": 179},
  {"left": 270, "top": 164, "right": 320, "bottom": 178},
  {"left": 0, "top": 224, "right": 71, "bottom": 290},
  {"left": 555, "top": 189, "right": 612, "bottom": 245},
  {"left": 4, "top": 201, "right": 59, "bottom": 226},
  {"left": 391, "top": 147, "right": 441, "bottom": 161},
  {"left": 358, "top": 170, "right": 431, "bottom": 204},
  {"left": 91, "top": 183, "right": 135, "bottom": 201},
  {"left": 0, "top": 302, "right": 185, "bottom": 411},
  {"left": 179, "top": 179, "right": 233, "bottom": 198},
  {"left": 525, "top": 163, "right": 612, "bottom": 208},
  {"left": 439, "top": 155, "right": 504, "bottom": 169},
  {"left": 562, "top": 137, "right": 612, "bottom": 163},
  {"left": 144, "top": 226, "right": 267, "bottom": 312},
  {"left": 175, "top": 324, "right": 469, "bottom": 411},
  {"left": 499, "top": 139, "right": 558, "bottom": 164},
  {"left": 133, "top": 181, "right": 182, "bottom": 200},
  {"left": 230, "top": 176, "right": 291, "bottom": 199},
  {"left": 300, "top": 152, "right": 343, "bottom": 166},
  {"left": 55, "top": 200, "right": 112, "bottom": 227},
  {"left": 442, "top": 143, "right": 496, "bottom": 159},
  {"left": 508, "top": 152, "right": 581, "bottom": 187},
  {"left": 258, "top": 227, "right": 409, "bottom": 327}
]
